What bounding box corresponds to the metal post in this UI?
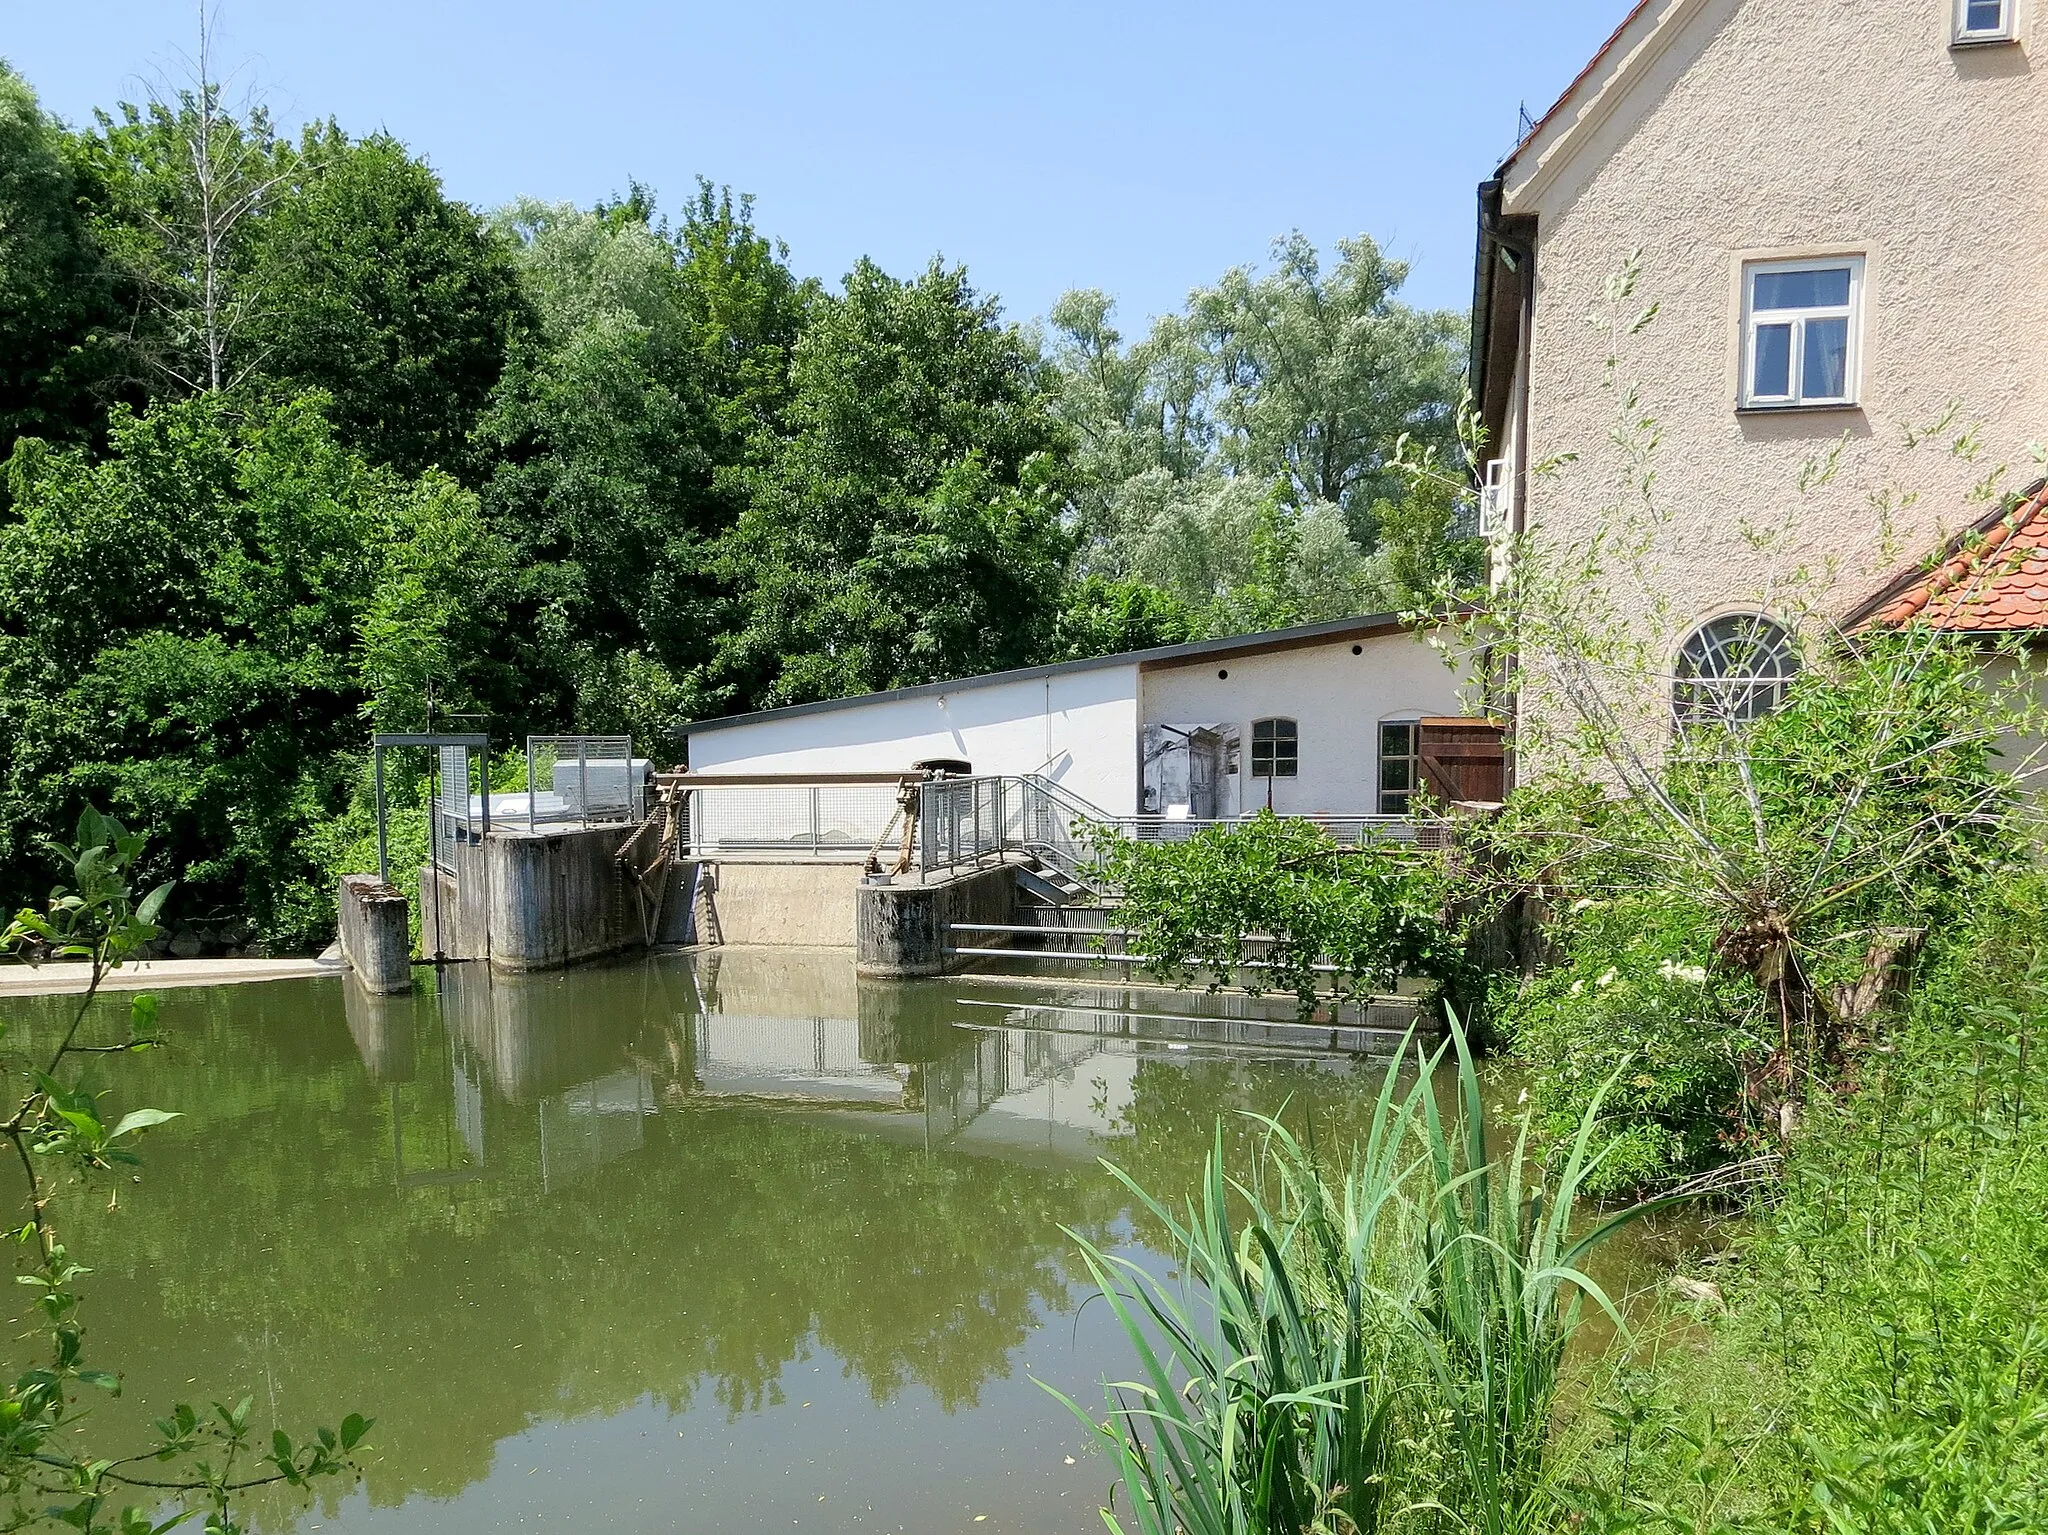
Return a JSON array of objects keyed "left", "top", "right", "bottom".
[
  {"left": 578, "top": 740, "right": 589, "bottom": 830},
  {"left": 810, "top": 786, "right": 821, "bottom": 855},
  {"left": 480, "top": 742, "right": 491, "bottom": 842},
  {"left": 373, "top": 745, "right": 389, "bottom": 885},
  {"left": 527, "top": 740, "right": 537, "bottom": 835}
]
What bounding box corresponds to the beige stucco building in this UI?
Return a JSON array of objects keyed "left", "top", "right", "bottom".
[{"left": 1471, "top": 0, "right": 2048, "bottom": 755}]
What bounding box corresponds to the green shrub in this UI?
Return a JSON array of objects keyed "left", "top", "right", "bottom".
[
  {"left": 1497, "top": 895, "right": 1768, "bottom": 1197},
  {"left": 1091, "top": 811, "right": 1462, "bottom": 1016},
  {"left": 1561, "top": 869, "right": 2048, "bottom": 1531}
]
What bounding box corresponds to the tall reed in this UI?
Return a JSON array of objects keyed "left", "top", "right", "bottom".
[{"left": 1049, "top": 1017, "right": 1678, "bottom": 1534}]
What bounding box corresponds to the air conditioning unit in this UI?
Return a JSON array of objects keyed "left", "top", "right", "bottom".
[{"left": 1478, "top": 458, "right": 1513, "bottom": 537}]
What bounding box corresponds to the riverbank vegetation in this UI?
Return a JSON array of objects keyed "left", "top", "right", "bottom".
[
  {"left": 0, "top": 47, "right": 1470, "bottom": 952},
  {"left": 0, "top": 810, "right": 372, "bottom": 1530}
]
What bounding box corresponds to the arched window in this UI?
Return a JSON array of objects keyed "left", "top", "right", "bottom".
[
  {"left": 1250, "top": 718, "right": 1298, "bottom": 778},
  {"left": 1673, "top": 614, "right": 1800, "bottom": 727}
]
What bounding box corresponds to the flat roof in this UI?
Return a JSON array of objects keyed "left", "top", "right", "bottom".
[{"left": 676, "top": 612, "right": 1414, "bottom": 739}]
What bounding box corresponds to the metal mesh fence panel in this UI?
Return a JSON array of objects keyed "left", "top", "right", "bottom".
[
  {"left": 524, "top": 736, "right": 642, "bottom": 830},
  {"left": 680, "top": 783, "right": 899, "bottom": 859}
]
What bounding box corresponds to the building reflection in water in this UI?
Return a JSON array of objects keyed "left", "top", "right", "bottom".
[{"left": 339, "top": 945, "right": 1380, "bottom": 1191}]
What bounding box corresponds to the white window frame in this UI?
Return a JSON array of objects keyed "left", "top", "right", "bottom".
[
  {"left": 1740, "top": 256, "right": 1864, "bottom": 410},
  {"left": 1478, "top": 458, "right": 1513, "bottom": 537},
  {"left": 1954, "top": 0, "right": 2015, "bottom": 44},
  {"left": 1377, "top": 718, "right": 1421, "bottom": 815}
]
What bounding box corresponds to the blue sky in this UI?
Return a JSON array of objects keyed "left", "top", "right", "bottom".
[{"left": 6, "top": 1, "right": 1626, "bottom": 326}]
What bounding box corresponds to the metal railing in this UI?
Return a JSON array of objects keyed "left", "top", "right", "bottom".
[
  {"left": 658, "top": 770, "right": 1437, "bottom": 875},
  {"left": 524, "top": 736, "right": 648, "bottom": 831},
  {"left": 918, "top": 774, "right": 1436, "bottom": 888},
  {"left": 671, "top": 774, "right": 907, "bottom": 860}
]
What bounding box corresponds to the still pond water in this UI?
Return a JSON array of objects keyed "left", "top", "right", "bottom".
[{"left": 18, "top": 951, "right": 1493, "bottom": 1533}]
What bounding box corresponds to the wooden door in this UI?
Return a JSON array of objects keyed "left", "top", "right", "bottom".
[{"left": 1418, "top": 719, "right": 1507, "bottom": 805}]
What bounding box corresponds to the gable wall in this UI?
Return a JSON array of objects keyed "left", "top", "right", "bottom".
[
  {"left": 1509, "top": 0, "right": 2048, "bottom": 657},
  {"left": 685, "top": 664, "right": 1143, "bottom": 814},
  {"left": 1139, "top": 631, "right": 1465, "bottom": 816}
]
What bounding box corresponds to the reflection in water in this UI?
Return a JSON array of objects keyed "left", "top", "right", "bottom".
[{"left": 12, "top": 951, "right": 1414, "bottom": 1535}]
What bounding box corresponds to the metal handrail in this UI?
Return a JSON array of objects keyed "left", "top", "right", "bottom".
[{"left": 917, "top": 774, "right": 1432, "bottom": 888}]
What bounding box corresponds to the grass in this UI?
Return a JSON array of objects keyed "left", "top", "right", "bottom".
[
  {"left": 1555, "top": 878, "right": 2048, "bottom": 1532},
  {"left": 1047, "top": 1017, "right": 1680, "bottom": 1534}
]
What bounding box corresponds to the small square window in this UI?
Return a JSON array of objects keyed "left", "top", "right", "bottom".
[
  {"left": 1378, "top": 721, "right": 1419, "bottom": 815},
  {"left": 1251, "top": 718, "right": 1297, "bottom": 778},
  {"left": 1741, "top": 257, "right": 1863, "bottom": 409},
  {"left": 1955, "top": 0, "right": 2015, "bottom": 43}
]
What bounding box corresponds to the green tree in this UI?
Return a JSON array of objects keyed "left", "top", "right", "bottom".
[
  {"left": 1048, "top": 235, "right": 1469, "bottom": 629},
  {"left": 1198, "top": 233, "right": 1466, "bottom": 530},
  {"left": 68, "top": 61, "right": 289, "bottom": 398},
  {"left": 708, "top": 258, "right": 1073, "bottom": 709},
  {"left": 477, "top": 183, "right": 810, "bottom": 735},
  {"left": 0, "top": 394, "right": 504, "bottom": 949},
  {"left": 0, "top": 62, "right": 127, "bottom": 455},
  {"left": 1048, "top": 574, "right": 1199, "bottom": 662},
  {"left": 242, "top": 127, "right": 530, "bottom": 476}
]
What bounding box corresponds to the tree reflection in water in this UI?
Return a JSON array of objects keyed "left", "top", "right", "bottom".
[{"left": 11, "top": 949, "right": 1411, "bottom": 1531}]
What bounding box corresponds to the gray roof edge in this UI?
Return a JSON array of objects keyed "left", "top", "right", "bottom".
[{"left": 676, "top": 612, "right": 1418, "bottom": 741}]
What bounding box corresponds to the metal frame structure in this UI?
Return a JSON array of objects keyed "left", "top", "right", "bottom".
[{"left": 370, "top": 733, "right": 492, "bottom": 885}]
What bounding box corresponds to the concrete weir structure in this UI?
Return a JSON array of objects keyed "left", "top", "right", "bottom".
[
  {"left": 855, "top": 863, "right": 1017, "bottom": 979},
  {"left": 337, "top": 875, "right": 413, "bottom": 994},
  {"left": 418, "top": 822, "right": 688, "bottom": 972},
  {"left": 401, "top": 824, "right": 878, "bottom": 973}
]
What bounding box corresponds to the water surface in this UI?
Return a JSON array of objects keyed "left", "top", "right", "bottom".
[{"left": 11, "top": 950, "right": 1429, "bottom": 1534}]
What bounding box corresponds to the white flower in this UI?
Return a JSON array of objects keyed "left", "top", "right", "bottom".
[
  {"left": 1658, "top": 959, "right": 1709, "bottom": 985},
  {"left": 1596, "top": 968, "right": 1618, "bottom": 989}
]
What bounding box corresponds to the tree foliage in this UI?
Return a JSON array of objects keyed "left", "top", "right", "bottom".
[
  {"left": 477, "top": 184, "right": 809, "bottom": 730},
  {"left": 708, "top": 258, "right": 1073, "bottom": 707},
  {"left": 1047, "top": 234, "right": 1471, "bottom": 634},
  {"left": 0, "top": 395, "right": 502, "bottom": 949},
  {"left": 242, "top": 126, "right": 530, "bottom": 476},
  {"left": 0, "top": 64, "right": 127, "bottom": 453}
]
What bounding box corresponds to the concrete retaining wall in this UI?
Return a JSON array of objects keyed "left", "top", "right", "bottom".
[
  {"left": 701, "top": 862, "right": 862, "bottom": 948},
  {"left": 856, "top": 863, "right": 1017, "bottom": 979},
  {"left": 415, "top": 825, "right": 688, "bottom": 974},
  {"left": 487, "top": 825, "right": 641, "bottom": 971}
]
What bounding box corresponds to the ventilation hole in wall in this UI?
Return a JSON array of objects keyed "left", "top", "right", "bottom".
[
  {"left": 1217, "top": 669, "right": 1229, "bottom": 679},
  {"left": 1352, "top": 645, "right": 1363, "bottom": 655}
]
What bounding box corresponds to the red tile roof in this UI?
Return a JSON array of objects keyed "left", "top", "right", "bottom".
[{"left": 1866, "top": 481, "right": 2048, "bottom": 632}]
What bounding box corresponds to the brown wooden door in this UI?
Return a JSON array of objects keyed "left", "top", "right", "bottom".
[{"left": 1418, "top": 719, "right": 1507, "bottom": 805}]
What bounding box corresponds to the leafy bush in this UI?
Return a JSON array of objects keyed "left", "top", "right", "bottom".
[
  {"left": 1490, "top": 630, "right": 2028, "bottom": 1193},
  {"left": 1092, "top": 811, "right": 1461, "bottom": 1015},
  {"left": 1562, "top": 869, "right": 2048, "bottom": 1531},
  {"left": 1498, "top": 895, "right": 1767, "bottom": 1197}
]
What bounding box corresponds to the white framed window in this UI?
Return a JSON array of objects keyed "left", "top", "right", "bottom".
[
  {"left": 1954, "top": 0, "right": 2015, "bottom": 43},
  {"left": 1741, "top": 257, "right": 1863, "bottom": 409},
  {"left": 1672, "top": 614, "right": 1801, "bottom": 729},
  {"left": 1377, "top": 721, "right": 1420, "bottom": 814}
]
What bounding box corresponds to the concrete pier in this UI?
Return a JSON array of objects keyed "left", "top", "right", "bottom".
[
  {"left": 856, "top": 863, "right": 1017, "bottom": 979},
  {"left": 337, "top": 875, "right": 413, "bottom": 994}
]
